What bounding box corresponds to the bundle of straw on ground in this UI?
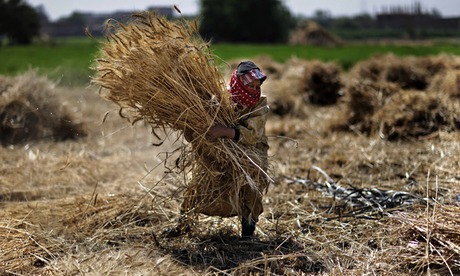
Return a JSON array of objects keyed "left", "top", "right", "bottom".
[
  {"left": 343, "top": 84, "right": 454, "bottom": 140},
  {"left": 262, "top": 58, "right": 344, "bottom": 120},
  {"left": 0, "top": 71, "right": 86, "bottom": 145},
  {"left": 340, "top": 54, "right": 460, "bottom": 140},
  {"left": 91, "top": 12, "right": 269, "bottom": 218},
  {"left": 348, "top": 53, "right": 460, "bottom": 91},
  {"left": 289, "top": 20, "right": 342, "bottom": 46},
  {"left": 264, "top": 58, "right": 342, "bottom": 119},
  {"left": 300, "top": 60, "right": 343, "bottom": 106},
  {"left": 344, "top": 80, "right": 400, "bottom": 124}
]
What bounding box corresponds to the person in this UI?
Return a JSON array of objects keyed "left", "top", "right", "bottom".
[{"left": 169, "top": 60, "right": 270, "bottom": 239}]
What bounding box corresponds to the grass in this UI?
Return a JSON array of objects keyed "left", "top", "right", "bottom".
[
  {"left": 213, "top": 42, "right": 460, "bottom": 70},
  {"left": 1, "top": 37, "right": 460, "bottom": 85},
  {"left": 0, "top": 37, "right": 98, "bottom": 86}
]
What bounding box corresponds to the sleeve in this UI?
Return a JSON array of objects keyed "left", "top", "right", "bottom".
[{"left": 237, "top": 96, "right": 269, "bottom": 145}]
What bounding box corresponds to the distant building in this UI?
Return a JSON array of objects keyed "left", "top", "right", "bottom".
[
  {"left": 36, "top": 6, "right": 175, "bottom": 38},
  {"left": 376, "top": 11, "right": 460, "bottom": 30},
  {"left": 375, "top": 2, "right": 460, "bottom": 31}
]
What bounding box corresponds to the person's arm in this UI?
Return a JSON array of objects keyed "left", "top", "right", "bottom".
[
  {"left": 207, "top": 124, "right": 240, "bottom": 141},
  {"left": 207, "top": 96, "right": 269, "bottom": 143}
]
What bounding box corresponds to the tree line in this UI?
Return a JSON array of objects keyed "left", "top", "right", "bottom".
[
  {"left": 0, "top": 0, "right": 40, "bottom": 45},
  {"left": 0, "top": 0, "right": 294, "bottom": 45},
  {"left": 2, "top": 0, "right": 455, "bottom": 46}
]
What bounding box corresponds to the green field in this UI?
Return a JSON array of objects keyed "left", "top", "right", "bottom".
[{"left": 1, "top": 37, "right": 460, "bottom": 86}]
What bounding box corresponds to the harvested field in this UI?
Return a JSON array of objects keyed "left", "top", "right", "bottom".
[{"left": 1, "top": 52, "right": 460, "bottom": 275}]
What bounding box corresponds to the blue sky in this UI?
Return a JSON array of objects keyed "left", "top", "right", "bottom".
[{"left": 26, "top": 0, "right": 460, "bottom": 21}]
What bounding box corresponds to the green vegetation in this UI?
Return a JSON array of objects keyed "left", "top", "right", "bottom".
[
  {"left": 0, "top": 0, "right": 40, "bottom": 45},
  {"left": 0, "top": 37, "right": 98, "bottom": 86},
  {"left": 1, "top": 37, "right": 460, "bottom": 85},
  {"left": 213, "top": 42, "right": 460, "bottom": 70}
]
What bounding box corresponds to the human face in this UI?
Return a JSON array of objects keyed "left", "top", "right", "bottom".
[{"left": 241, "top": 78, "right": 261, "bottom": 90}]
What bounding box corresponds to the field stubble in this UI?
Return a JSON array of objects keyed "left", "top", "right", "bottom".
[{"left": 1, "top": 55, "right": 460, "bottom": 274}]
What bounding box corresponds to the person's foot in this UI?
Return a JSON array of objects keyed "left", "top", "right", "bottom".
[
  {"left": 163, "top": 226, "right": 183, "bottom": 238},
  {"left": 241, "top": 217, "right": 256, "bottom": 239},
  {"left": 163, "top": 213, "right": 191, "bottom": 238}
]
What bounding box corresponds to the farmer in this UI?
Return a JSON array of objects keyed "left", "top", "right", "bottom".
[{"left": 168, "top": 60, "right": 270, "bottom": 239}]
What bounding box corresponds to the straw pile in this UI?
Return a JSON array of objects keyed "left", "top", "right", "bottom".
[
  {"left": 289, "top": 20, "right": 342, "bottom": 46},
  {"left": 91, "top": 12, "right": 268, "bottom": 217},
  {"left": 340, "top": 54, "right": 460, "bottom": 139},
  {"left": 0, "top": 71, "right": 86, "bottom": 145},
  {"left": 384, "top": 204, "right": 460, "bottom": 274},
  {"left": 349, "top": 53, "right": 460, "bottom": 90},
  {"left": 300, "top": 60, "right": 343, "bottom": 106},
  {"left": 0, "top": 221, "right": 62, "bottom": 274}
]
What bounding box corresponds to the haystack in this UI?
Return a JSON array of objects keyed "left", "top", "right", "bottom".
[
  {"left": 261, "top": 58, "right": 343, "bottom": 118},
  {"left": 300, "top": 60, "right": 343, "bottom": 106},
  {"left": 341, "top": 81, "right": 458, "bottom": 140},
  {"left": 341, "top": 54, "right": 460, "bottom": 139},
  {"left": 263, "top": 58, "right": 309, "bottom": 118},
  {"left": 429, "top": 69, "right": 460, "bottom": 98},
  {"left": 91, "top": 12, "right": 270, "bottom": 218},
  {"left": 371, "top": 90, "right": 447, "bottom": 140},
  {"left": 289, "top": 20, "right": 342, "bottom": 46},
  {"left": 385, "top": 58, "right": 428, "bottom": 90},
  {"left": 348, "top": 53, "right": 460, "bottom": 91},
  {"left": 344, "top": 80, "right": 400, "bottom": 127},
  {"left": 0, "top": 71, "right": 86, "bottom": 145}
]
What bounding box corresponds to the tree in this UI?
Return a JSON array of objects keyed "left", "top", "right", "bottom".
[
  {"left": 58, "top": 12, "right": 86, "bottom": 25},
  {"left": 0, "top": 0, "right": 40, "bottom": 45},
  {"left": 312, "top": 9, "right": 332, "bottom": 28},
  {"left": 199, "top": 0, "right": 294, "bottom": 43}
]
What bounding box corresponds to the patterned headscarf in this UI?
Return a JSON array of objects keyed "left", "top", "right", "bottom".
[
  {"left": 229, "top": 70, "right": 262, "bottom": 107},
  {"left": 229, "top": 61, "right": 267, "bottom": 108}
]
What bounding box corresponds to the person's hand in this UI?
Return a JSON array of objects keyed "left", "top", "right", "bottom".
[
  {"left": 207, "top": 124, "right": 235, "bottom": 140},
  {"left": 183, "top": 128, "right": 194, "bottom": 142}
]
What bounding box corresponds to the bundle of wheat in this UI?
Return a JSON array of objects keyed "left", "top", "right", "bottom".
[
  {"left": 300, "top": 60, "right": 343, "bottom": 106},
  {"left": 343, "top": 80, "right": 400, "bottom": 128},
  {"left": 91, "top": 12, "right": 269, "bottom": 216},
  {"left": 0, "top": 71, "right": 86, "bottom": 145}
]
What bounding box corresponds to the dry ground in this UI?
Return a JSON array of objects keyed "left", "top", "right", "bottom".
[{"left": 1, "top": 57, "right": 460, "bottom": 275}]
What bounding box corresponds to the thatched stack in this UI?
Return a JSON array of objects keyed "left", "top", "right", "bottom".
[
  {"left": 0, "top": 71, "right": 86, "bottom": 145},
  {"left": 342, "top": 54, "right": 460, "bottom": 139},
  {"left": 300, "top": 60, "right": 343, "bottom": 106},
  {"left": 349, "top": 53, "right": 460, "bottom": 91},
  {"left": 429, "top": 69, "right": 460, "bottom": 98},
  {"left": 289, "top": 20, "right": 342, "bottom": 46},
  {"left": 264, "top": 58, "right": 308, "bottom": 118},
  {"left": 264, "top": 58, "right": 342, "bottom": 120},
  {"left": 347, "top": 80, "right": 399, "bottom": 122},
  {"left": 91, "top": 12, "right": 268, "bottom": 215}
]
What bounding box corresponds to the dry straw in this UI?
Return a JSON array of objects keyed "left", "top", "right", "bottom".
[
  {"left": 0, "top": 71, "right": 86, "bottom": 145},
  {"left": 342, "top": 54, "right": 460, "bottom": 140},
  {"left": 91, "top": 12, "right": 269, "bottom": 216}
]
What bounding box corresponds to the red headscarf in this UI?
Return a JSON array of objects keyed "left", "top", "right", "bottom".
[{"left": 229, "top": 70, "right": 262, "bottom": 107}]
